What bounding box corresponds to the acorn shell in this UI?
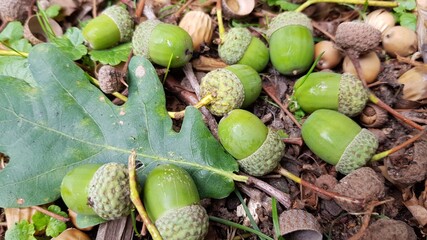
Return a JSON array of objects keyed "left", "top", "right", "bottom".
[
  {"left": 82, "top": 5, "right": 134, "bottom": 50},
  {"left": 143, "top": 164, "right": 208, "bottom": 240},
  {"left": 143, "top": 164, "right": 200, "bottom": 222},
  {"left": 219, "top": 28, "right": 269, "bottom": 72},
  {"left": 301, "top": 109, "right": 378, "bottom": 175},
  {"left": 267, "top": 12, "right": 314, "bottom": 76},
  {"left": 343, "top": 52, "right": 381, "bottom": 84},
  {"left": 314, "top": 40, "right": 343, "bottom": 70},
  {"left": 293, "top": 72, "right": 368, "bottom": 117},
  {"left": 178, "top": 10, "right": 213, "bottom": 51},
  {"left": 132, "top": 19, "right": 193, "bottom": 68},
  {"left": 238, "top": 127, "right": 285, "bottom": 176},
  {"left": 199, "top": 68, "right": 245, "bottom": 116},
  {"left": 382, "top": 26, "right": 418, "bottom": 57},
  {"left": 225, "top": 64, "right": 262, "bottom": 107},
  {"left": 221, "top": 0, "right": 255, "bottom": 19},
  {"left": 60, "top": 164, "right": 102, "bottom": 216},
  {"left": 218, "top": 109, "right": 268, "bottom": 160}
]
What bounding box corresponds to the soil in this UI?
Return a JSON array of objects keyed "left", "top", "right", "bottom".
[{"left": 1, "top": 0, "right": 427, "bottom": 239}]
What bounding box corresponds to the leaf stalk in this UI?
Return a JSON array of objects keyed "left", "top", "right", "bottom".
[{"left": 295, "top": 0, "right": 398, "bottom": 12}]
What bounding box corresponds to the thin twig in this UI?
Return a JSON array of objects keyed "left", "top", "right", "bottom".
[
  {"left": 243, "top": 173, "right": 292, "bottom": 208},
  {"left": 128, "top": 150, "right": 163, "bottom": 240},
  {"left": 275, "top": 166, "right": 366, "bottom": 208},
  {"left": 312, "top": 21, "right": 335, "bottom": 41},
  {"left": 135, "top": 0, "right": 146, "bottom": 19},
  {"left": 262, "top": 82, "right": 302, "bottom": 129},
  {"left": 174, "top": 0, "right": 195, "bottom": 19},
  {"left": 31, "top": 205, "right": 70, "bottom": 222},
  {"left": 348, "top": 199, "right": 394, "bottom": 240}
]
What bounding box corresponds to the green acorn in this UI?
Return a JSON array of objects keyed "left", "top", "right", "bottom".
[
  {"left": 60, "top": 163, "right": 132, "bottom": 220},
  {"left": 132, "top": 19, "right": 193, "bottom": 68},
  {"left": 218, "top": 27, "right": 269, "bottom": 72},
  {"left": 218, "top": 109, "right": 285, "bottom": 176},
  {"left": 82, "top": 5, "right": 134, "bottom": 50},
  {"left": 293, "top": 72, "right": 369, "bottom": 117},
  {"left": 199, "top": 64, "right": 262, "bottom": 116},
  {"left": 267, "top": 12, "right": 314, "bottom": 75},
  {"left": 143, "top": 164, "right": 208, "bottom": 240},
  {"left": 301, "top": 109, "right": 378, "bottom": 175}
]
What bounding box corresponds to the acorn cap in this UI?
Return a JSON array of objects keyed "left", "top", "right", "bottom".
[
  {"left": 338, "top": 73, "right": 369, "bottom": 116},
  {"left": 361, "top": 219, "right": 417, "bottom": 240},
  {"left": 335, "top": 129, "right": 378, "bottom": 175},
  {"left": 98, "top": 65, "right": 125, "bottom": 94},
  {"left": 266, "top": 11, "right": 312, "bottom": 39},
  {"left": 335, "top": 22, "right": 381, "bottom": 56},
  {"left": 0, "top": 0, "right": 30, "bottom": 22},
  {"left": 103, "top": 5, "right": 134, "bottom": 42},
  {"left": 87, "top": 163, "right": 132, "bottom": 220},
  {"left": 219, "top": 28, "right": 252, "bottom": 65},
  {"left": 155, "top": 205, "right": 209, "bottom": 240},
  {"left": 132, "top": 19, "right": 162, "bottom": 58},
  {"left": 199, "top": 68, "right": 245, "bottom": 116},
  {"left": 238, "top": 128, "right": 285, "bottom": 176}
]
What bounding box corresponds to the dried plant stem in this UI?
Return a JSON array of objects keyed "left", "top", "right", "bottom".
[
  {"left": 243, "top": 174, "right": 292, "bottom": 208},
  {"left": 348, "top": 199, "right": 394, "bottom": 240},
  {"left": 262, "top": 83, "right": 302, "bottom": 129},
  {"left": 275, "top": 166, "right": 366, "bottom": 208},
  {"left": 135, "top": 0, "right": 146, "bottom": 19},
  {"left": 163, "top": 76, "right": 219, "bottom": 138},
  {"left": 369, "top": 94, "right": 424, "bottom": 131},
  {"left": 31, "top": 205, "right": 70, "bottom": 222},
  {"left": 283, "top": 137, "right": 303, "bottom": 146},
  {"left": 216, "top": 0, "right": 225, "bottom": 42},
  {"left": 128, "top": 150, "right": 163, "bottom": 240},
  {"left": 371, "top": 127, "right": 427, "bottom": 162},
  {"left": 174, "top": 0, "right": 195, "bottom": 19},
  {"left": 295, "top": 0, "right": 398, "bottom": 12},
  {"left": 168, "top": 94, "right": 214, "bottom": 119}
]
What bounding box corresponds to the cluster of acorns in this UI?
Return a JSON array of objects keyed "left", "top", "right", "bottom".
[{"left": 61, "top": 4, "right": 419, "bottom": 239}]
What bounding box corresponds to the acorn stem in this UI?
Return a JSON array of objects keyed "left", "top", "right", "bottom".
[
  {"left": 295, "top": 0, "right": 398, "bottom": 12},
  {"left": 216, "top": 0, "right": 226, "bottom": 42},
  {"left": 370, "top": 127, "right": 427, "bottom": 162},
  {"left": 88, "top": 76, "right": 128, "bottom": 102},
  {"left": 168, "top": 94, "right": 215, "bottom": 119},
  {"left": 368, "top": 93, "right": 424, "bottom": 131},
  {"left": 128, "top": 150, "right": 163, "bottom": 240},
  {"left": 275, "top": 166, "right": 366, "bottom": 207}
]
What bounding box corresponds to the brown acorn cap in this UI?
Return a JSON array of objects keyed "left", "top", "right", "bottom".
[
  {"left": 218, "top": 27, "right": 252, "bottom": 65},
  {"left": 199, "top": 68, "right": 245, "bottom": 116},
  {"left": 338, "top": 73, "right": 369, "bottom": 116},
  {"left": 333, "top": 167, "right": 385, "bottom": 212},
  {"left": 97, "top": 65, "right": 125, "bottom": 94},
  {"left": 361, "top": 219, "right": 417, "bottom": 240},
  {"left": 266, "top": 11, "right": 312, "bottom": 39},
  {"left": 132, "top": 19, "right": 162, "bottom": 57},
  {"left": 238, "top": 128, "right": 284, "bottom": 176},
  {"left": 335, "top": 22, "right": 381, "bottom": 56},
  {"left": 335, "top": 129, "right": 378, "bottom": 175},
  {"left": 0, "top": 0, "right": 31, "bottom": 22},
  {"left": 103, "top": 5, "right": 134, "bottom": 42},
  {"left": 155, "top": 205, "right": 209, "bottom": 240}
]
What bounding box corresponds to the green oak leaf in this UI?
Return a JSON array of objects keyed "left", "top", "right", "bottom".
[
  {"left": 0, "top": 21, "right": 24, "bottom": 42},
  {"left": 89, "top": 43, "right": 132, "bottom": 66},
  {"left": 0, "top": 56, "right": 35, "bottom": 86},
  {"left": 0, "top": 43, "right": 241, "bottom": 208},
  {"left": 399, "top": 12, "right": 417, "bottom": 31},
  {"left": 5, "top": 220, "right": 36, "bottom": 240}
]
